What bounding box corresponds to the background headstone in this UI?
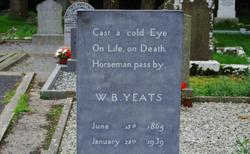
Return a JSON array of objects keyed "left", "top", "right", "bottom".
[
  {"left": 37, "top": 0, "right": 62, "bottom": 34},
  {"left": 182, "top": 0, "right": 213, "bottom": 60},
  {"left": 216, "top": 0, "right": 238, "bottom": 22},
  {"left": 67, "top": 28, "right": 77, "bottom": 71},
  {"left": 71, "top": 28, "right": 77, "bottom": 59},
  {"left": 77, "top": 10, "right": 183, "bottom": 154},
  {"left": 32, "top": 0, "right": 63, "bottom": 45},
  {"left": 64, "top": 2, "right": 94, "bottom": 46},
  {"left": 183, "top": 14, "right": 191, "bottom": 85}
]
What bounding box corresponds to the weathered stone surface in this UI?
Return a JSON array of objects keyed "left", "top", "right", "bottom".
[
  {"left": 217, "top": 0, "right": 236, "bottom": 19},
  {"left": 182, "top": 0, "right": 212, "bottom": 60},
  {"left": 33, "top": 0, "right": 63, "bottom": 45},
  {"left": 37, "top": 0, "right": 63, "bottom": 34},
  {"left": 182, "top": 14, "right": 191, "bottom": 84},
  {"left": 64, "top": 2, "right": 94, "bottom": 46},
  {"left": 77, "top": 10, "right": 183, "bottom": 154},
  {"left": 70, "top": 28, "right": 77, "bottom": 59}
]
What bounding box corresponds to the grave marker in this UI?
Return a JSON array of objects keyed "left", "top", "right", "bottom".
[
  {"left": 77, "top": 10, "right": 183, "bottom": 154},
  {"left": 64, "top": 2, "right": 94, "bottom": 45},
  {"left": 33, "top": 0, "right": 63, "bottom": 44},
  {"left": 182, "top": 0, "right": 212, "bottom": 60},
  {"left": 216, "top": 0, "right": 237, "bottom": 22}
]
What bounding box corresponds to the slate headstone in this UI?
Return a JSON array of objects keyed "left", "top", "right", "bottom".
[
  {"left": 64, "top": 2, "right": 94, "bottom": 45},
  {"left": 182, "top": 0, "right": 212, "bottom": 60},
  {"left": 66, "top": 28, "right": 77, "bottom": 71},
  {"left": 77, "top": 10, "right": 183, "bottom": 154},
  {"left": 71, "top": 28, "right": 77, "bottom": 59}
]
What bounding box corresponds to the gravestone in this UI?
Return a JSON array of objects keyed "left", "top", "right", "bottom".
[
  {"left": 67, "top": 28, "right": 77, "bottom": 71},
  {"left": 77, "top": 10, "right": 183, "bottom": 154},
  {"left": 71, "top": 28, "right": 77, "bottom": 59},
  {"left": 64, "top": 2, "right": 94, "bottom": 46},
  {"left": 32, "top": 0, "right": 63, "bottom": 45},
  {"left": 183, "top": 14, "right": 191, "bottom": 85},
  {"left": 216, "top": 0, "right": 238, "bottom": 22},
  {"left": 182, "top": 0, "right": 212, "bottom": 60}
]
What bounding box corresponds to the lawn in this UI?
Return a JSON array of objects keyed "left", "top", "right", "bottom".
[
  {"left": 213, "top": 34, "right": 250, "bottom": 64},
  {"left": 214, "top": 17, "right": 250, "bottom": 31},
  {"left": 190, "top": 75, "right": 250, "bottom": 97},
  {"left": 0, "top": 14, "right": 37, "bottom": 38},
  {"left": 213, "top": 53, "right": 250, "bottom": 64},
  {"left": 214, "top": 34, "right": 250, "bottom": 56}
]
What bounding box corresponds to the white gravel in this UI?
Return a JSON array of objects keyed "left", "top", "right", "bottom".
[
  {"left": 52, "top": 71, "right": 76, "bottom": 90},
  {"left": 59, "top": 102, "right": 250, "bottom": 154}
]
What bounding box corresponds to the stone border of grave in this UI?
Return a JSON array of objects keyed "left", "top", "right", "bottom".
[
  {"left": 194, "top": 96, "right": 250, "bottom": 103},
  {"left": 0, "top": 53, "right": 27, "bottom": 71},
  {"left": 40, "top": 63, "right": 75, "bottom": 99},
  {"left": 3, "top": 39, "right": 32, "bottom": 44},
  {"left": 0, "top": 72, "right": 35, "bottom": 142},
  {"left": 41, "top": 98, "right": 73, "bottom": 154}
]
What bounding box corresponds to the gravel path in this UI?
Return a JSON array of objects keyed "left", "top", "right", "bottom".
[
  {"left": 8, "top": 54, "right": 57, "bottom": 82},
  {"left": 60, "top": 102, "right": 250, "bottom": 154},
  {"left": 0, "top": 42, "right": 60, "bottom": 54},
  {"left": 0, "top": 53, "right": 64, "bottom": 153},
  {"left": 0, "top": 81, "right": 66, "bottom": 154}
]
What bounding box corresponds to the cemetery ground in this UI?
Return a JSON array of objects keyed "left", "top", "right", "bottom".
[
  {"left": 0, "top": 45, "right": 248, "bottom": 154},
  {"left": 214, "top": 17, "right": 250, "bottom": 31},
  {"left": 0, "top": 16, "right": 249, "bottom": 154}
]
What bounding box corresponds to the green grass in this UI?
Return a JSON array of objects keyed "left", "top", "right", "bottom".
[
  {"left": 1, "top": 90, "right": 16, "bottom": 105},
  {"left": 190, "top": 75, "right": 250, "bottom": 97},
  {"left": 214, "top": 17, "right": 250, "bottom": 30},
  {"left": 214, "top": 34, "right": 250, "bottom": 56},
  {"left": 43, "top": 105, "right": 63, "bottom": 150},
  {"left": 239, "top": 16, "right": 250, "bottom": 25},
  {"left": 15, "top": 94, "right": 30, "bottom": 116},
  {"left": 213, "top": 53, "right": 250, "bottom": 64},
  {"left": 0, "top": 14, "right": 37, "bottom": 38},
  {"left": 236, "top": 136, "right": 250, "bottom": 154},
  {"left": 0, "top": 94, "right": 30, "bottom": 146}
]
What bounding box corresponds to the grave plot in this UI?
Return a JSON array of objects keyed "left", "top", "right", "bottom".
[
  {"left": 0, "top": 72, "right": 21, "bottom": 114},
  {"left": 40, "top": 63, "right": 76, "bottom": 99},
  {"left": 0, "top": 52, "right": 27, "bottom": 71}
]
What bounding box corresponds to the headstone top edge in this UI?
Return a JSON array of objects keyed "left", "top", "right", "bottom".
[
  {"left": 64, "top": 2, "right": 94, "bottom": 18},
  {"left": 37, "top": 0, "right": 62, "bottom": 8},
  {"left": 77, "top": 9, "right": 184, "bottom": 13}
]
